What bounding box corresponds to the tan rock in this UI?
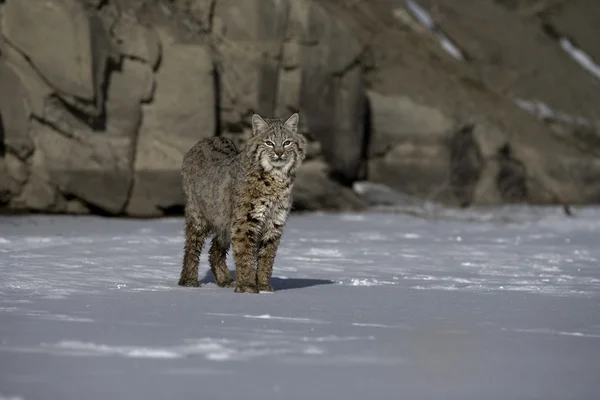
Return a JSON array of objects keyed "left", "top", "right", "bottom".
[{"left": 126, "top": 28, "right": 215, "bottom": 217}]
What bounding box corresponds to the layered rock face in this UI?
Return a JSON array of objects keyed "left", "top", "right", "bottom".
[{"left": 1, "top": 0, "right": 599, "bottom": 216}]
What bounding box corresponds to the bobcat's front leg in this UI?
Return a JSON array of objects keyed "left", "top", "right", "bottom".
[
  {"left": 257, "top": 222, "right": 284, "bottom": 292},
  {"left": 231, "top": 207, "right": 262, "bottom": 293}
]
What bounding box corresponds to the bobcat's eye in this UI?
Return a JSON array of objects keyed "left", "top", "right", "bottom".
[
  {"left": 265, "top": 140, "right": 275, "bottom": 147},
  {"left": 283, "top": 140, "right": 292, "bottom": 147}
]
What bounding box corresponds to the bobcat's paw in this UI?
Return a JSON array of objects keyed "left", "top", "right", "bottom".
[
  {"left": 178, "top": 278, "right": 200, "bottom": 287},
  {"left": 257, "top": 283, "right": 274, "bottom": 292},
  {"left": 234, "top": 284, "right": 259, "bottom": 294}
]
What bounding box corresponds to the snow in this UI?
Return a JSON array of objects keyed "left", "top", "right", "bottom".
[
  {"left": 1, "top": 207, "right": 600, "bottom": 399},
  {"left": 513, "top": 97, "right": 591, "bottom": 127},
  {"left": 403, "top": 0, "right": 465, "bottom": 61},
  {"left": 560, "top": 37, "right": 600, "bottom": 81}
]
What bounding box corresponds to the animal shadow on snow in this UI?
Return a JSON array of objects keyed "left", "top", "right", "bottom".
[{"left": 200, "top": 270, "right": 334, "bottom": 291}]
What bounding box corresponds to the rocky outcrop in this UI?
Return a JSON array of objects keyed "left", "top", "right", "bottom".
[
  {"left": 419, "top": 0, "right": 600, "bottom": 124},
  {"left": 125, "top": 27, "right": 215, "bottom": 217},
  {"left": 1, "top": 0, "right": 600, "bottom": 216},
  {"left": 0, "top": 0, "right": 373, "bottom": 215},
  {"left": 212, "top": 0, "right": 369, "bottom": 184},
  {"left": 347, "top": 0, "right": 600, "bottom": 207}
]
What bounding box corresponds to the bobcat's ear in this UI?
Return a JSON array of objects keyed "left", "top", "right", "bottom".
[
  {"left": 283, "top": 113, "right": 299, "bottom": 133},
  {"left": 251, "top": 114, "right": 268, "bottom": 136}
]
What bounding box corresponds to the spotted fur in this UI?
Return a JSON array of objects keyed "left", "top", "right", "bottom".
[{"left": 179, "top": 113, "right": 306, "bottom": 293}]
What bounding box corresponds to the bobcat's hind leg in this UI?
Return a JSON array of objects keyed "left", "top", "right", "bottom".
[
  {"left": 179, "top": 214, "right": 210, "bottom": 287},
  {"left": 209, "top": 237, "right": 234, "bottom": 287}
]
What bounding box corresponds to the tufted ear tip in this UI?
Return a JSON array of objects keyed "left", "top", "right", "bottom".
[
  {"left": 252, "top": 114, "right": 268, "bottom": 136},
  {"left": 284, "top": 113, "right": 299, "bottom": 132}
]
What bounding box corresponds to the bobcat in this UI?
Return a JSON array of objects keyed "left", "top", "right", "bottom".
[{"left": 178, "top": 113, "right": 307, "bottom": 293}]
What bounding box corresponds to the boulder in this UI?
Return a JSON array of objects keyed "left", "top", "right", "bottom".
[
  {"left": 29, "top": 54, "right": 152, "bottom": 215},
  {"left": 353, "top": 181, "right": 425, "bottom": 208},
  {"left": 448, "top": 124, "right": 483, "bottom": 207},
  {"left": 1, "top": 41, "right": 55, "bottom": 118},
  {"left": 0, "top": 60, "right": 33, "bottom": 159},
  {"left": 366, "top": 90, "right": 456, "bottom": 202},
  {"left": 32, "top": 120, "right": 134, "bottom": 214},
  {"left": 125, "top": 28, "right": 215, "bottom": 217},
  {"left": 0, "top": 159, "right": 11, "bottom": 204},
  {"left": 5, "top": 151, "right": 28, "bottom": 186},
  {"left": 292, "top": 160, "right": 368, "bottom": 211},
  {"left": 369, "top": 136, "right": 451, "bottom": 203},
  {"left": 8, "top": 135, "right": 58, "bottom": 212},
  {"left": 0, "top": 112, "right": 3, "bottom": 155},
  {"left": 10, "top": 172, "right": 58, "bottom": 212},
  {"left": 104, "top": 58, "right": 151, "bottom": 135},
  {"left": 366, "top": 90, "right": 454, "bottom": 157},
  {"left": 0, "top": 150, "right": 28, "bottom": 206},
  {"left": 32, "top": 70, "right": 138, "bottom": 216}
]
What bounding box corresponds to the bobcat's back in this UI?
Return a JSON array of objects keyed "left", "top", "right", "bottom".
[{"left": 182, "top": 137, "right": 240, "bottom": 233}]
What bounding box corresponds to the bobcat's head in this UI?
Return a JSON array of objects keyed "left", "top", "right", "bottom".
[{"left": 250, "top": 113, "right": 306, "bottom": 176}]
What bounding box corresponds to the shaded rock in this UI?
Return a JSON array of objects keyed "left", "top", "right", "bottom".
[
  {"left": 1, "top": 0, "right": 114, "bottom": 115},
  {"left": 104, "top": 58, "right": 150, "bottom": 134},
  {"left": 0, "top": 114, "right": 3, "bottom": 153},
  {"left": 0, "top": 60, "right": 33, "bottom": 159},
  {"left": 186, "top": 0, "right": 216, "bottom": 32},
  {"left": 5, "top": 151, "right": 28, "bottom": 185},
  {"left": 213, "top": 0, "right": 368, "bottom": 184},
  {"left": 448, "top": 124, "right": 483, "bottom": 207},
  {"left": 10, "top": 172, "right": 58, "bottom": 211},
  {"left": 8, "top": 140, "right": 58, "bottom": 211},
  {"left": 32, "top": 117, "right": 134, "bottom": 215},
  {"left": 535, "top": 155, "right": 600, "bottom": 205},
  {"left": 1, "top": 41, "right": 54, "bottom": 118},
  {"left": 141, "top": 0, "right": 215, "bottom": 37},
  {"left": 418, "top": 0, "right": 600, "bottom": 122},
  {"left": 369, "top": 140, "right": 451, "bottom": 203},
  {"left": 1, "top": 127, "right": 29, "bottom": 205},
  {"left": 86, "top": 12, "right": 117, "bottom": 116},
  {"left": 292, "top": 0, "right": 368, "bottom": 184},
  {"left": 125, "top": 28, "right": 215, "bottom": 217},
  {"left": 0, "top": 108, "right": 3, "bottom": 155},
  {"left": 292, "top": 160, "right": 367, "bottom": 211},
  {"left": 0, "top": 159, "right": 12, "bottom": 204},
  {"left": 365, "top": 90, "right": 469, "bottom": 204},
  {"left": 366, "top": 90, "right": 454, "bottom": 157},
  {"left": 212, "top": 0, "right": 289, "bottom": 118},
  {"left": 65, "top": 197, "right": 91, "bottom": 214},
  {"left": 112, "top": 11, "right": 162, "bottom": 69},
  {"left": 25, "top": 57, "right": 148, "bottom": 215},
  {"left": 543, "top": 0, "right": 600, "bottom": 67},
  {"left": 336, "top": 0, "right": 600, "bottom": 206},
  {"left": 353, "top": 181, "right": 424, "bottom": 207},
  {"left": 82, "top": 0, "right": 105, "bottom": 8},
  {"left": 495, "top": 144, "right": 527, "bottom": 203}
]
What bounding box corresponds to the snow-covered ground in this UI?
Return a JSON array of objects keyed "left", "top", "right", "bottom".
[{"left": 1, "top": 207, "right": 599, "bottom": 400}]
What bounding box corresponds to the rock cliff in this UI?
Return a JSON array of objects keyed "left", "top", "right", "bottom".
[{"left": 1, "top": 0, "right": 599, "bottom": 216}]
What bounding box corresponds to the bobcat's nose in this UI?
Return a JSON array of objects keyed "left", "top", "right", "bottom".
[{"left": 274, "top": 148, "right": 284, "bottom": 158}]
